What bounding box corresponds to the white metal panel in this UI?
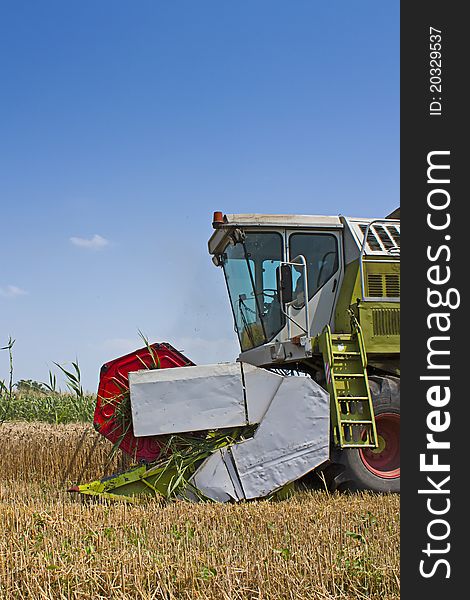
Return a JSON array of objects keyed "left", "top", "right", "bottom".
[
  {"left": 222, "top": 214, "right": 342, "bottom": 228},
  {"left": 189, "top": 448, "right": 242, "bottom": 502},
  {"left": 242, "top": 363, "right": 283, "bottom": 424},
  {"left": 222, "top": 448, "right": 245, "bottom": 500},
  {"left": 287, "top": 276, "right": 339, "bottom": 339},
  {"left": 231, "top": 376, "right": 330, "bottom": 499},
  {"left": 208, "top": 214, "right": 343, "bottom": 254},
  {"left": 129, "top": 363, "right": 247, "bottom": 436}
]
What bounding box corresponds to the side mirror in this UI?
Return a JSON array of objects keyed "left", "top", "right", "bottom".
[{"left": 276, "top": 264, "right": 293, "bottom": 304}]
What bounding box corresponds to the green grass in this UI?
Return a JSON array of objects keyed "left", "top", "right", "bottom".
[{"left": 0, "top": 390, "right": 95, "bottom": 424}]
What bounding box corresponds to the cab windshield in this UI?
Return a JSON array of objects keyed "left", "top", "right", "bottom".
[{"left": 221, "top": 232, "right": 284, "bottom": 351}]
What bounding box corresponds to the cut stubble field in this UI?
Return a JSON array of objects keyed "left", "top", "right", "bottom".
[{"left": 0, "top": 423, "right": 400, "bottom": 600}]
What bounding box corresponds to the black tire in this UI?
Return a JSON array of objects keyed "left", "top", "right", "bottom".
[{"left": 322, "top": 375, "right": 400, "bottom": 493}]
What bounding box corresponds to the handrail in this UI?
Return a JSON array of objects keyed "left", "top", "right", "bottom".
[{"left": 279, "top": 254, "right": 310, "bottom": 339}]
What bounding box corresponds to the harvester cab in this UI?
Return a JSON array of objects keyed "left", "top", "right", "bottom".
[
  {"left": 73, "top": 211, "right": 400, "bottom": 502},
  {"left": 208, "top": 211, "right": 400, "bottom": 371}
]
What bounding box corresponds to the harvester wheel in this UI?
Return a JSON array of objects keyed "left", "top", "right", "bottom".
[{"left": 323, "top": 375, "right": 400, "bottom": 493}]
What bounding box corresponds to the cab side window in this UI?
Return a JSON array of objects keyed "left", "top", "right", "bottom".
[{"left": 289, "top": 233, "right": 338, "bottom": 300}]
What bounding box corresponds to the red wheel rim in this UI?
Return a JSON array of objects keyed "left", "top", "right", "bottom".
[{"left": 359, "top": 413, "right": 400, "bottom": 479}]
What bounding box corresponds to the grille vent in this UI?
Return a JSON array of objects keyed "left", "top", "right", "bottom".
[
  {"left": 367, "top": 273, "right": 400, "bottom": 298},
  {"left": 385, "top": 274, "right": 400, "bottom": 297},
  {"left": 372, "top": 309, "right": 400, "bottom": 336}
]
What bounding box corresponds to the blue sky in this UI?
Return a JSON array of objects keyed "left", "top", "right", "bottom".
[{"left": 0, "top": 1, "right": 399, "bottom": 391}]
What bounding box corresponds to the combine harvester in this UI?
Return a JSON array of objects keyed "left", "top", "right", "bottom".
[{"left": 72, "top": 210, "right": 400, "bottom": 501}]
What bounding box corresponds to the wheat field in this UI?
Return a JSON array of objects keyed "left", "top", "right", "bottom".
[{"left": 0, "top": 423, "right": 400, "bottom": 599}]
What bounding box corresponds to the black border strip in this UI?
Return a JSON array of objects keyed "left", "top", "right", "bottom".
[{"left": 401, "top": 2, "right": 465, "bottom": 595}]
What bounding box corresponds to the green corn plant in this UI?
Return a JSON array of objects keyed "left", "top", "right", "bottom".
[
  {"left": 53, "top": 360, "right": 84, "bottom": 399},
  {"left": 137, "top": 330, "right": 161, "bottom": 369},
  {"left": 0, "top": 337, "right": 15, "bottom": 424},
  {"left": 43, "top": 370, "right": 57, "bottom": 394}
]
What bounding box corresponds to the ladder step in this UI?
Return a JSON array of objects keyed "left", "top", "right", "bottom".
[
  {"left": 333, "top": 373, "right": 363, "bottom": 378},
  {"left": 337, "top": 442, "right": 377, "bottom": 448},
  {"left": 319, "top": 323, "right": 378, "bottom": 448}
]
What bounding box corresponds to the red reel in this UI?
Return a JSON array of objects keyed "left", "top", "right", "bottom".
[{"left": 94, "top": 342, "right": 194, "bottom": 462}]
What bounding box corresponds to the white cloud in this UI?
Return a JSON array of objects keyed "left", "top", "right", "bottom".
[
  {"left": 0, "top": 284, "right": 28, "bottom": 298},
  {"left": 70, "top": 234, "right": 109, "bottom": 249}
]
